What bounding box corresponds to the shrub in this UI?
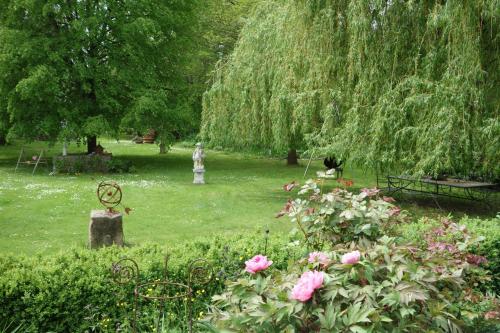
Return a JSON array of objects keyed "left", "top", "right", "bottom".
[
  {"left": 206, "top": 181, "right": 500, "bottom": 332},
  {"left": 53, "top": 155, "right": 112, "bottom": 174},
  {"left": 0, "top": 232, "right": 303, "bottom": 332},
  {"left": 52, "top": 155, "right": 133, "bottom": 174},
  {"left": 397, "top": 215, "right": 500, "bottom": 293},
  {"left": 276, "top": 180, "right": 406, "bottom": 249},
  {"left": 106, "top": 158, "right": 134, "bottom": 173},
  {"left": 206, "top": 236, "right": 494, "bottom": 332}
]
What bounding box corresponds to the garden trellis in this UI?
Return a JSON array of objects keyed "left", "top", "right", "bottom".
[{"left": 201, "top": 0, "right": 499, "bottom": 179}]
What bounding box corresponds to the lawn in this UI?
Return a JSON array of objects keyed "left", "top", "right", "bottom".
[{"left": 0, "top": 139, "right": 496, "bottom": 256}]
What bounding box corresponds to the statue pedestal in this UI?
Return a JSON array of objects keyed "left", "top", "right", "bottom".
[
  {"left": 193, "top": 168, "right": 205, "bottom": 184},
  {"left": 89, "top": 210, "right": 124, "bottom": 249}
]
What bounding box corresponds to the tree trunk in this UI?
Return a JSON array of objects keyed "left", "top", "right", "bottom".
[
  {"left": 87, "top": 135, "right": 97, "bottom": 154},
  {"left": 159, "top": 141, "right": 166, "bottom": 154},
  {"left": 287, "top": 149, "right": 299, "bottom": 165},
  {"left": 0, "top": 134, "right": 6, "bottom": 145}
]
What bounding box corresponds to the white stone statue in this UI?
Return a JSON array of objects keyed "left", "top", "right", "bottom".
[{"left": 192, "top": 142, "right": 206, "bottom": 184}]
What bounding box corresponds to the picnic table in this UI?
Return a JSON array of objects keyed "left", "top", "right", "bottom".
[{"left": 381, "top": 175, "right": 498, "bottom": 207}]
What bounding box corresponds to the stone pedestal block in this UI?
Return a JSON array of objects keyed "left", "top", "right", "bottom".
[
  {"left": 89, "top": 210, "right": 124, "bottom": 249},
  {"left": 193, "top": 168, "right": 205, "bottom": 184}
]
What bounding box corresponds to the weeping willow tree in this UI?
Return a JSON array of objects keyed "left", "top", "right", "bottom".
[{"left": 201, "top": 0, "right": 499, "bottom": 177}]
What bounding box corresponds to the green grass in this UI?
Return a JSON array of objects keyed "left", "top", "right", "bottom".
[{"left": 0, "top": 139, "right": 496, "bottom": 256}]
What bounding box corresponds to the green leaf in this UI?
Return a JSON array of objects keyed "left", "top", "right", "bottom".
[{"left": 350, "top": 325, "right": 368, "bottom": 333}]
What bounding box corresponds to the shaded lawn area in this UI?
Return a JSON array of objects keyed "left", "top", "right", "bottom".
[{"left": 0, "top": 139, "right": 496, "bottom": 256}]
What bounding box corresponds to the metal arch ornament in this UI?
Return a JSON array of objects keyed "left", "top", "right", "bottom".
[
  {"left": 110, "top": 255, "right": 214, "bottom": 333},
  {"left": 97, "top": 181, "right": 122, "bottom": 212}
]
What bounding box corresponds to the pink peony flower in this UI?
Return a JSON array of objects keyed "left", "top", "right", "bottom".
[
  {"left": 291, "top": 271, "right": 324, "bottom": 302},
  {"left": 245, "top": 255, "right": 272, "bottom": 274},
  {"left": 304, "top": 270, "right": 324, "bottom": 289},
  {"left": 291, "top": 282, "right": 314, "bottom": 302},
  {"left": 308, "top": 252, "right": 330, "bottom": 266},
  {"left": 341, "top": 250, "right": 361, "bottom": 265}
]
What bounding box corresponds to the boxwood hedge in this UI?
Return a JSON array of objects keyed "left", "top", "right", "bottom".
[{"left": 0, "top": 232, "right": 303, "bottom": 332}]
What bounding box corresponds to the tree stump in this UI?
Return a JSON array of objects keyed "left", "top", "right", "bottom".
[{"left": 89, "top": 210, "right": 124, "bottom": 249}]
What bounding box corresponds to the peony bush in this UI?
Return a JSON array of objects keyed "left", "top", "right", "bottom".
[
  {"left": 206, "top": 236, "right": 496, "bottom": 332},
  {"left": 204, "top": 180, "right": 499, "bottom": 332},
  {"left": 276, "top": 180, "right": 406, "bottom": 249}
]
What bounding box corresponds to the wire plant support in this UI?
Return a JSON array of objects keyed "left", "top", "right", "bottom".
[{"left": 111, "top": 255, "right": 213, "bottom": 333}]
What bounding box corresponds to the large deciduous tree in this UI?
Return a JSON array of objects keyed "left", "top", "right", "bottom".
[
  {"left": 0, "top": 0, "right": 197, "bottom": 153},
  {"left": 201, "top": 0, "right": 500, "bottom": 175},
  {"left": 120, "top": 0, "right": 256, "bottom": 153}
]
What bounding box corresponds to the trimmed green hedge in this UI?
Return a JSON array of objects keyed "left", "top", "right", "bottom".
[{"left": 0, "top": 232, "right": 303, "bottom": 332}]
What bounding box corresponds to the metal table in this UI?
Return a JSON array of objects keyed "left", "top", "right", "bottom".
[{"left": 382, "top": 175, "right": 498, "bottom": 206}]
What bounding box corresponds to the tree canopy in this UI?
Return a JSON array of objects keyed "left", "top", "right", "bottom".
[
  {"left": 201, "top": 0, "right": 500, "bottom": 178},
  {"left": 0, "top": 0, "right": 198, "bottom": 151}
]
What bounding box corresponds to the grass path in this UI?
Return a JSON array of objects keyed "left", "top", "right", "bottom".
[{"left": 0, "top": 139, "right": 495, "bottom": 255}]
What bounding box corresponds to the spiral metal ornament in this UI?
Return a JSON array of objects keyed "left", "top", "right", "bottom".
[
  {"left": 188, "top": 258, "right": 213, "bottom": 286},
  {"left": 111, "top": 258, "right": 140, "bottom": 285}
]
